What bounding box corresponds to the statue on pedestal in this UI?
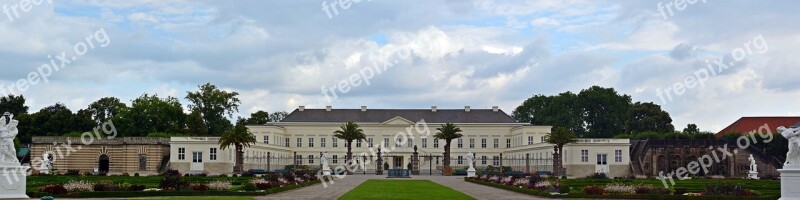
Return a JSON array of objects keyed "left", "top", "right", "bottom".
[
  {"left": 0, "top": 112, "right": 29, "bottom": 199},
  {"left": 748, "top": 154, "right": 759, "bottom": 179},
  {"left": 466, "top": 151, "right": 476, "bottom": 177},
  {"left": 321, "top": 151, "right": 331, "bottom": 176}
]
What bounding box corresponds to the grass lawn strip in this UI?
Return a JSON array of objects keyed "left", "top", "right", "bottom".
[{"left": 339, "top": 179, "right": 475, "bottom": 200}]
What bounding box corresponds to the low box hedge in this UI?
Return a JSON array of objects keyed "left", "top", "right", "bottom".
[{"left": 29, "top": 180, "right": 321, "bottom": 198}]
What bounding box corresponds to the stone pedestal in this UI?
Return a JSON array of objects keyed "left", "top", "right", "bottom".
[
  {"left": 748, "top": 171, "right": 759, "bottom": 180},
  {"left": 322, "top": 166, "right": 331, "bottom": 176},
  {"left": 780, "top": 168, "right": 800, "bottom": 200},
  {"left": 0, "top": 166, "right": 29, "bottom": 199},
  {"left": 467, "top": 166, "right": 476, "bottom": 178}
]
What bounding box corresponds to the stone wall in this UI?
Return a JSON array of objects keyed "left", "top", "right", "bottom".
[{"left": 31, "top": 137, "right": 169, "bottom": 175}]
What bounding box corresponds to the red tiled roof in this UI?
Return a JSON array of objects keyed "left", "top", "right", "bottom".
[{"left": 716, "top": 117, "right": 800, "bottom": 136}]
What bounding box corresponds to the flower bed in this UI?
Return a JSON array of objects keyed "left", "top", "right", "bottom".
[
  {"left": 29, "top": 170, "right": 321, "bottom": 198},
  {"left": 465, "top": 176, "right": 776, "bottom": 200}
]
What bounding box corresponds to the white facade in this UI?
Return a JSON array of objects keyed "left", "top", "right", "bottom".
[{"left": 169, "top": 107, "right": 631, "bottom": 178}]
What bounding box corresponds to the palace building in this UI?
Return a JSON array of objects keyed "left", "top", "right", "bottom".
[
  {"left": 169, "top": 106, "right": 632, "bottom": 178},
  {"left": 30, "top": 136, "right": 170, "bottom": 175}
]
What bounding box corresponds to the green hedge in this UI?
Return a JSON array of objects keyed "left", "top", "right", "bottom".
[
  {"left": 464, "top": 178, "right": 778, "bottom": 200},
  {"left": 29, "top": 180, "right": 321, "bottom": 198}
]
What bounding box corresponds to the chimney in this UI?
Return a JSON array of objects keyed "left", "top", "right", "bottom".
[
  {"left": 465, "top": 106, "right": 471, "bottom": 112},
  {"left": 431, "top": 106, "right": 437, "bottom": 112},
  {"left": 492, "top": 106, "right": 499, "bottom": 112},
  {"left": 326, "top": 106, "right": 332, "bottom": 112},
  {"left": 361, "top": 106, "right": 367, "bottom": 112},
  {"left": 299, "top": 106, "right": 305, "bottom": 111}
]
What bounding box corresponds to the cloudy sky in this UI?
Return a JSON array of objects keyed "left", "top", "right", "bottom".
[{"left": 0, "top": 0, "right": 798, "bottom": 132}]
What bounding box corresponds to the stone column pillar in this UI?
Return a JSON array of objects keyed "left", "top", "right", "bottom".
[
  {"left": 412, "top": 145, "right": 420, "bottom": 175},
  {"left": 267, "top": 152, "right": 271, "bottom": 172},
  {"left": 499, "top": 153, "right": 504, "bottom": 174},
  {"left": 376, "top": 148, "right": 383, "bottom": 175},
  {"left": 526, "top": 153, "right": 531, "bottom": 174}
]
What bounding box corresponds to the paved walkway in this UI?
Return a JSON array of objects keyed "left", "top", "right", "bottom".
[{"left": 260, "top": 175, "right": 551, "bottom": 200}]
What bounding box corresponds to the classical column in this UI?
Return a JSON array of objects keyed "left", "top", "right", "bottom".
[{"left": 412, "top": 145, "right": 420, "bottom": 175}]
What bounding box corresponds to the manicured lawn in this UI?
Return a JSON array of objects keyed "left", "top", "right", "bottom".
[
  {"left": 339, "top": 180, "right": 475, "bottom": 200},
  {"left": 558, "top": 178, "right": 780, "bottom": 197}
]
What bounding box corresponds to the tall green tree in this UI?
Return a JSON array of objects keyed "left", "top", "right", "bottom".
[
  {"left": 578, "top": 86, "right": 631, "bottom": 138},
  {"left": 546, "top": 127, "right": 577, "bottom": 176},
  {"left": 683, "top": 124, "right": 700, "bottom": 135},
  {"left": 186, "top": 109, "right": 209, "bottom": 136},
  {"left": 246, "top": 110, "right": 270, "bottom": 125},
  {"left": 29, "top": 103, "right": 74, "bottom": 138},
  {"left": 87, "top": 97, "right": 127, "bottom": 125},
  {"left": 512, "top": 92, "right": 584, "bottom": 134},
  {"left": 626, "top": 102, "right": 674, "bottom": 134},
  {"left": 269, "top": 111, "right": 289, "bottom": 122},
  {"left": 333, "top": 121, "right": 366, "bottom": 173},
  {"left": 115, "top": 94, "right": 186, "bottom": 136},
  {"left": 185, "top": 83, "right": 241, "bottom": 136},
  {"left": 219, "top": 123, "right": 256, "bottom": 174},
  {"left": 0, "top": 95, "right": 28, "bottom": 115},
  {"left": 433, "top": 123, "right": 463, "bottom": 171}
]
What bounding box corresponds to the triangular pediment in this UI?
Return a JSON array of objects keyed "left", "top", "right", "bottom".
[{"left": 381, "top": 116, "right": 414, "bottom": 125}]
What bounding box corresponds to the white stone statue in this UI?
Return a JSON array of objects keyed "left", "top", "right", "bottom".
[
  {"left": 466, "top": 151, "right": 476, "bottom": 177},
  {"left": 0, "top": 112, "right": 19, "bottom": 164},
  {"left": 39, "top": 152, "right": 52, "bottom": 174},
  {"left": 0, "top": 112, "right": 29, "bottom": 199},
  {"left": 778, "top": 126, "right": 800, "bottom": 168},
  {"left": 321, "top": 152, "right": 331, "bottom": 176},
  {"left": 748, "top": 154, "right": 759, "bottom": 179}
]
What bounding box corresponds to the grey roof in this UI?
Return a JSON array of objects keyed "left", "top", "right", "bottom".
[{"left": 279, "top": 109, "right": 519, "bottom": 123}]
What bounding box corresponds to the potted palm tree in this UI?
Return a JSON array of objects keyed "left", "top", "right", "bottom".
[
  {"left": 333, "top": 121, "right": 366, "bottom": 174},
  {"left": 545, "top": 127, "right": 577, "bottom": 177},
  {"left": 218, "top": 123, "right": 256, "bottom": 174},
  {"left": 433, "top": 123, "right": 463, "bottom": 176}
]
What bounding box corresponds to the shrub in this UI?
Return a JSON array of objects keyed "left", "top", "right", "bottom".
[
  {"left": 128, "top": 184, "right": 146, "bottom": 191},
  {"left": 134, "top": 173, "right": 140, "bottom": 177},
  {"left": 587, "top": 172, "right": 608, "bottom": 179},
  {"left": 559, "top": 185, "right": 570, "bottom": 194},
  {"left": 704, "top": 182, "right": 753, "bottom": 196},
  {"left": 603, "top": 183, "right": 634, "bottom": 194},
  {"left": 159, "top": 169, "right": 189, "bottom": 190},
  {"left": 42, "top": 185, "right": 68, "bottom": 195},
  {"left": 584, "top": 185, "right": 605, "bottom": 195},
  {"left": 65, "top": 169, "right": 80, "bottom": 176},
  {"left": 255, "top": 182, "right": 272, "bottom": 190},
  {"left": 208, "top": 181, "right": 231, "bottom": 191},
  {"left": 191, "top": 184, "right": 209, "bottom": 191},
  {"left": 241, "top": 183, "right": 258, "bottom": 191},
  {"left": 674, "top": 188, "right": 687, "bottom": 195},
  {"left": 63, "top": 180, "right": 94, "bottom": 192},
  {"left": 93, "top": 180, "right": 117, "bottom": 191}
]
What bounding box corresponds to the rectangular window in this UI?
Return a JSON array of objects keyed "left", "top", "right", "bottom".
[
  {"left": 615, "top": 150, "right": 623, "bottom": 162},
  {"left": 481, "top": 156, "right": 487, "bottom": 165},
  {"left": 333, "top": 138, "right": 338, "bottom": 147},
  {"left": 469, "top": 138, "right": 475, "bottom": 148},
  {"left": 541, "top": 136, "right": 546, "bottom": 143},
  {"left": 408, "top": 138, "right": 413, "bottom": 148},
  {"left": 458, "top": 138, "right": 463, "bottom": 148},
  {"left": 192, "top": 152, "right": 203, "bottom": 163},
  {"left": 597, "top": 154, "right": 607, "bottom": 165},
  {"left": 297, "top": 138, "right": 302, "bottom": 147},
  {"left": 396, "top": 138, "right": 402, "bottom": 147},
  {"left": 457, "top": 156, "right": 463, "bottom": 165},
  {"left": 178, "top": 148, "right": 185, "bottom": 160},
  {"left": 309, "top": 138, "right": 314, "bottom": 147},
  {"left": 528, "top": 136, "right": 534, "bottom": 145},
  {"left": 493, "top": 156, "right": 500, "bottom": 166},
  {"left": 321, "top": 138, "right": 326, "bottom": 147},
  {"left": 356, "top": 139, "right": 362, "bottom": 148},
  {"left": 433, "top": 139, "right": 439, "bottom": 148},
  {"left": 264, "top": 135, "right": 269, "bottom": 144},
  {"left": 295, "top": 155, "right": 302, "bottom": 165},
  {"left": 210, "top": 148, "right": 217, "bottom": 161},
  {"left": 506, "top": 139, "right": 511, "bottom": 148},
  {"left": 368, "top": 138, "right": 373, "bottom": 147},
  {"left": 309, "top": 155, "right": 314, "bottom": 164},
  {"left": 333, "top": 155, "right": 338, "bottom": 164},
  {"left": 581, "top": 150, "right": 589, "bottom": 163},
  {"left": 285, "top": 138, "right": 290, "bottom": 147},
  {"left": 481, "top": 138, "right": 487, "bottom": 148},
  {"left": 422, "top": 138, "right": 427, "bottom": 148},
  {"left": 384, "top": 138, "right": 389, "bottom": 147},
  {"left": 493, "top": 138, "right": 499, "bottom": 148}
]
